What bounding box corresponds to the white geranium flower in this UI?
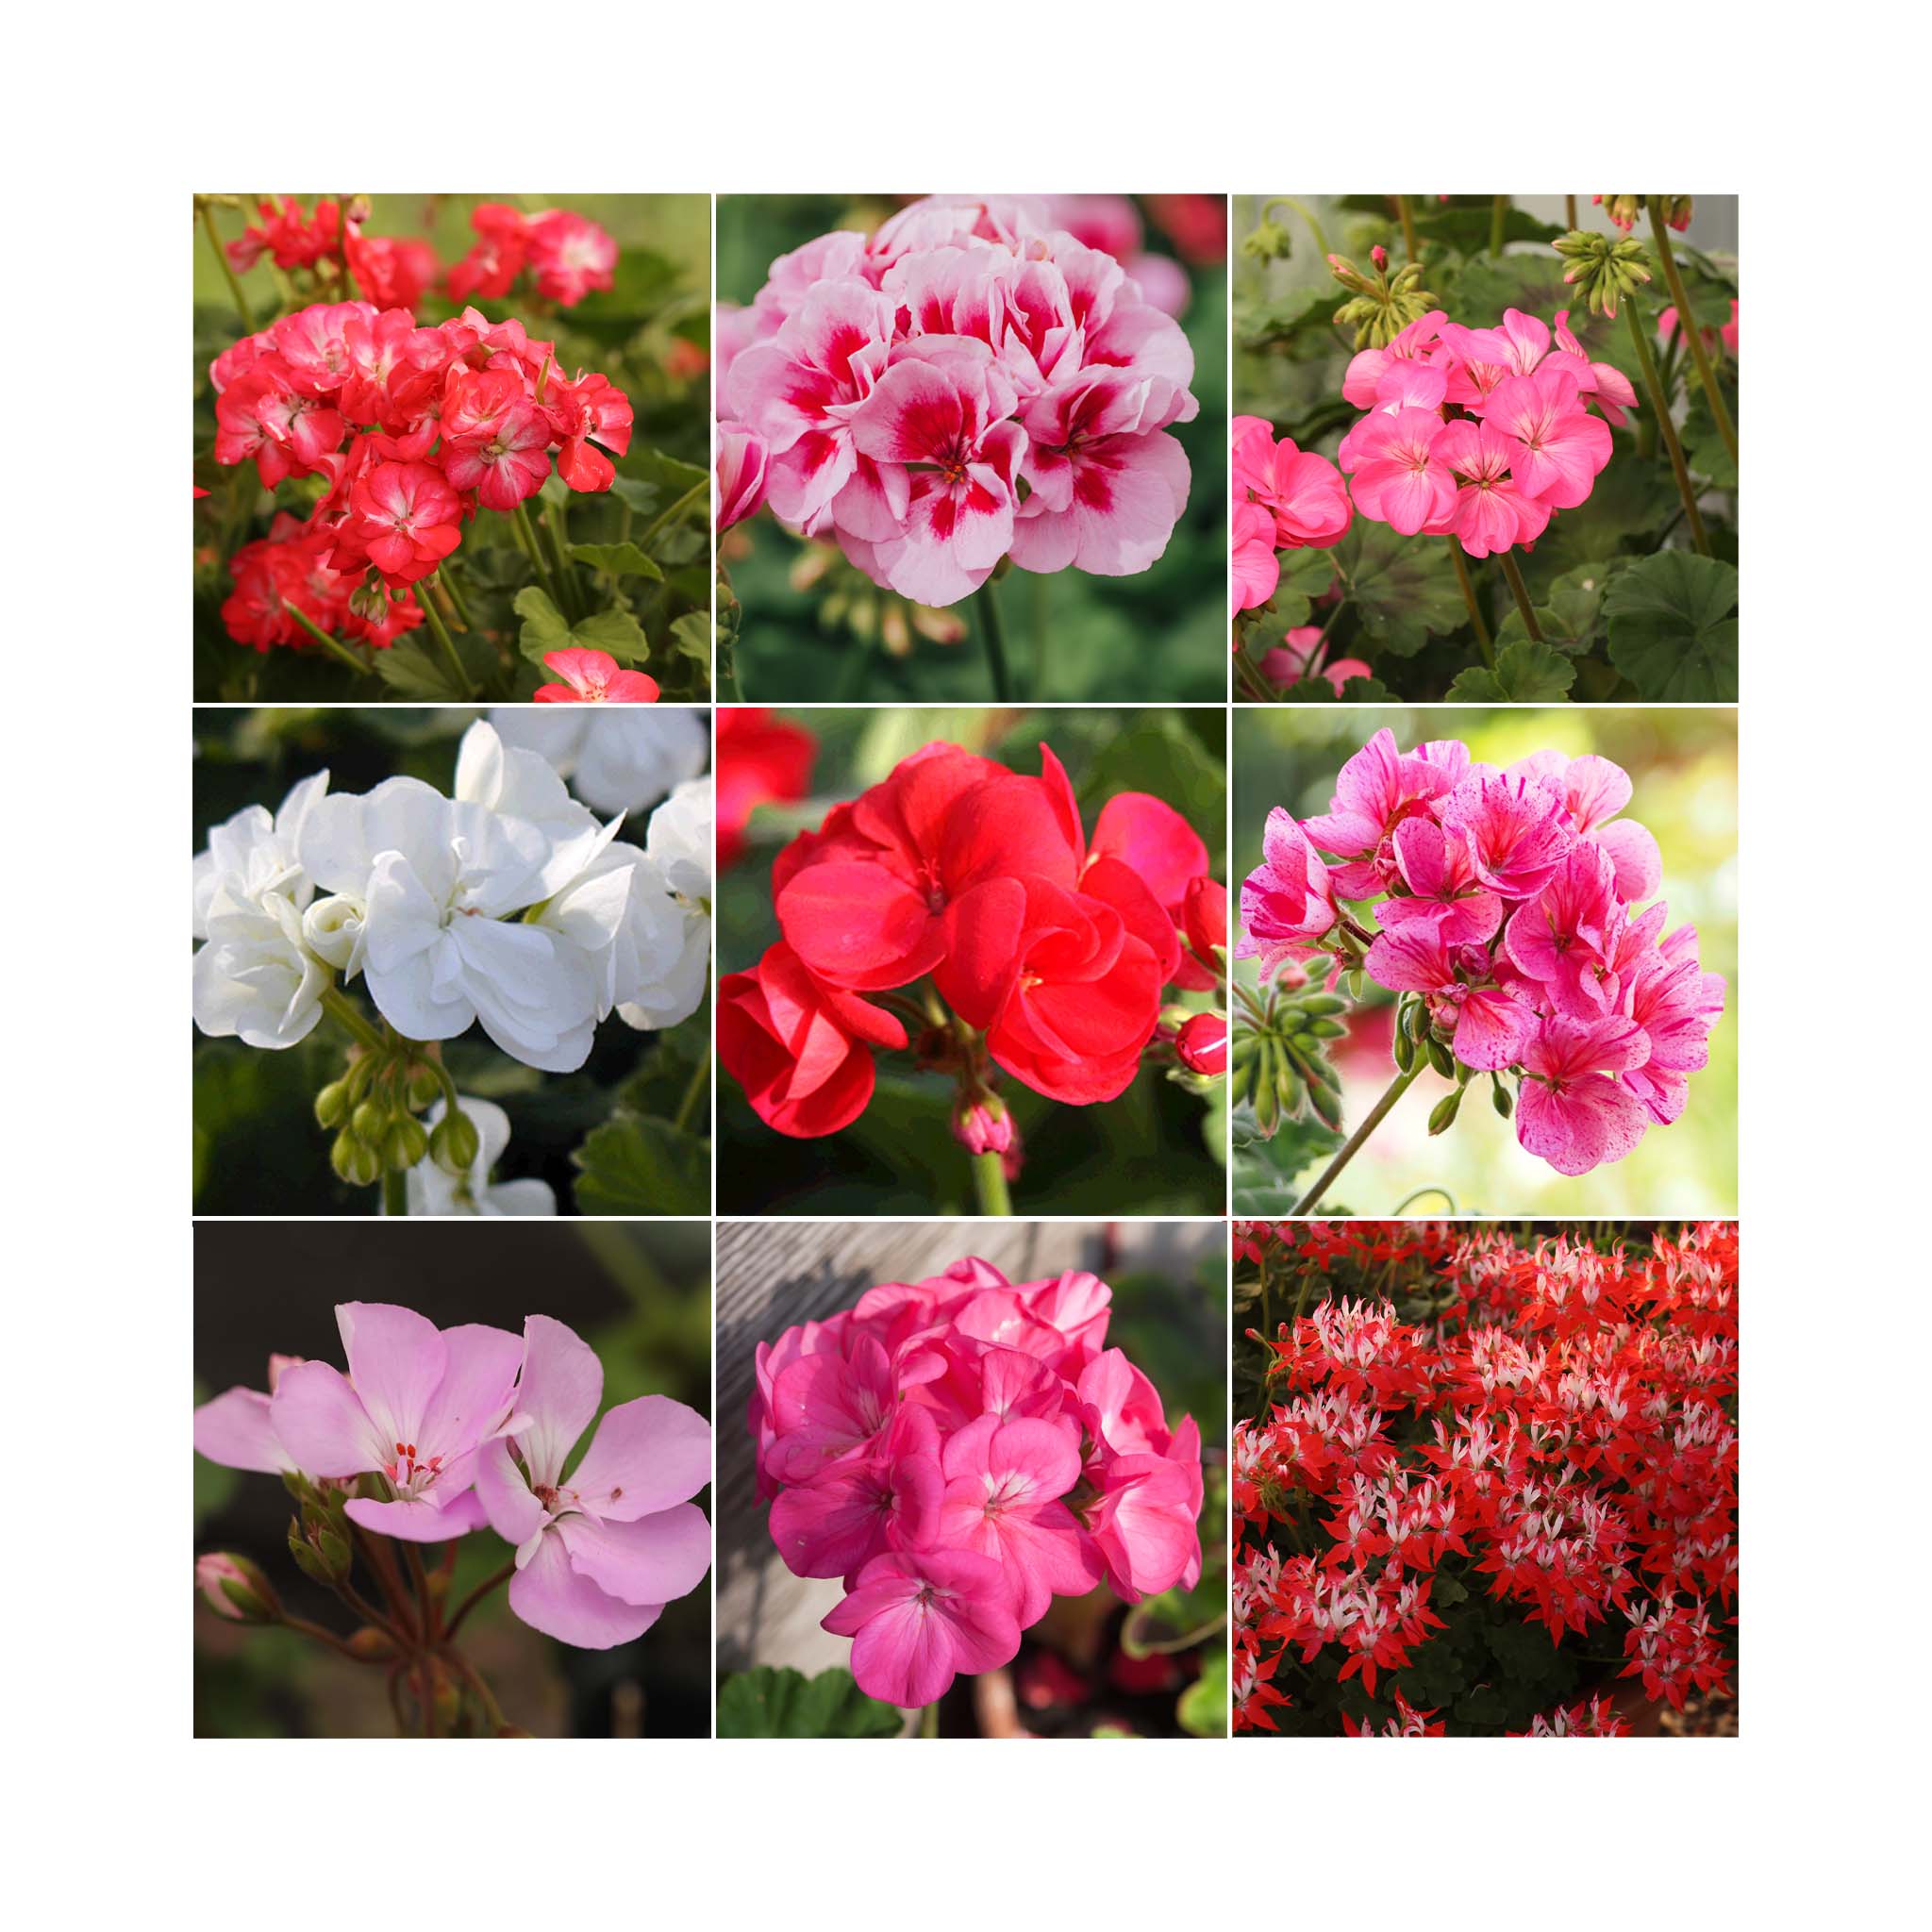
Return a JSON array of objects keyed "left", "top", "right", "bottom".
[
  {"left": 192, "top": 773, "right": 332, "bottom": 1049},
  {"left": 612, "top": 780, "right": 714, "bottom": 1032},
  {"left": 488, "top": 707, "right": 708, "bottom": 817},
  {"left": 406, "top": 1098, "right": 557, "bottom": 1217},
  {"left": 646, "top": 776, "right": 714, "bottom": 904},
  {"left": 452, "top": 720, "right": 620, "bottom": 891},
  {"left": 300, "top": 777, "right": 602, "bottom": 1073}
]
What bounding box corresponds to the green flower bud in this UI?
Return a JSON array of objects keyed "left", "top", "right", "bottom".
[
  {"left": 406, "top": 1064, "right": 443, "bottom": 1111},
  {"left": 1491, "top": 1074, "right": 1514, "bottom": 1120},
  {"left": 1552, "top": 228, "right": 1653, "bottom": 319},
  {"left": 1307, "top": 1078, "right": 1344, "bottom": 1132},
  {"left": 1425, "top": 1037, "right": 1457, "bottom": 1080},
  {"left": 1427, "top": 1089, "right": 1463, "bottom": 1137},
  {"left": 350, "top": 1097, "right": 388, "bottom": 1144},
  {"left": 1393, "top": 1021, "right": 1417, "bottom": 1074},
  {"left": 314, "top": 1078, "right": 351, "bottom": 1130},
  {"left": 1241, "top": 215, "right": 1292, "bottom": 264},
  {"left": 384, "top": 1116, "right": 430, "bottom": 1172},
  {"left": 287, "top": 1524, "right": 335, "bottom": 1589},
  {"left": 432, "top": 1107, "right": 482, "bottom": 1176},
  {"left": 196, "top": 1553, "right": 278, "bottom": 1624}
]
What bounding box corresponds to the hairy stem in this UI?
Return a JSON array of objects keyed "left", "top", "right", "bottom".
[
  {"left": 1495, "top": 551, "right": 1543, "bottom": 642},
  {"left": 1646, "top": 198, "right": 1736, "bottom": 463},
  {"left": 1489, "top": 194, "right": 1508, "bottom": 258},
  {"left": 413, "top": 585, "right": 475, "bottom": 699},
  {"left": 638, "top": 478, "right": 708, "bottom": 553},
  {"left": 197, "top": 198, "right": 255, "bottom": 328},
  {"left": 1290, "top": 1062, "right": 1425, "bottom": 1215},
  {"left": 972, "top": 1150, "right": 1012, "bottom": 1217},
  {"left": 1623, "top": 294, "right": 1712, "bottom": 556},
  {"left": 282, "top": 600, "right": 373, "bottom": 678},
  {"left": 442, "top": 1561, "right": 516, "bottom": 1642},
  {"left": 1446, "top": 541, "right": 1493, "bottom": 663},
  {"left": 1395, "top": 194, "right": 1419, "bottom": 262}
]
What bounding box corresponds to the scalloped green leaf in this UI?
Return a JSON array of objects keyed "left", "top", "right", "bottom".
[
  {"left": 571, "top": 1115, "right": 708, "bottom": 1215},
  {"left": 1332, "top": 524, "right": 1466, "bottom": 657},
  {"left": 1444, "top": 639, "right": 1578, "bottom": 703},
  {"left": 513, "top": 587, "right": 651, "bottom": 671},
  {"left": 1604, "top": 551, "right": 1738, "bottom": 700},
  {"left": 569, "top": 541, "right": 664, "bottom": 580},
  {"left": 716, "top": 1667, "right": 903, "bottom": 1739}
]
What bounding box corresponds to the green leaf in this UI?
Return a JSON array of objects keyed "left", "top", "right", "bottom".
[
  {"left": 1176, "top": 1649, "right": 1229, "bottom": 1739},
  {"left": 1266, "top": 546, "right": 1339, "bottom": 628},
  {"left": 513, "top": 587, "right": 651, "bottom": 671},
  {"left": 1493, "top": 562, "right": 1613, "bottom": 657},
  {"left": 1604, "top": 551, "right": 1739, "bottom": 700},
  {"left": 668, "top": 612, "right": 710, "bottom": 663},
  {"left": 1272, "top": 673, "right": 1398, "bottom": 705},
  {"left": 571, "top": 1116, "right": 708, "bottom": 1215},
  {"left": 1332, "top": 524, "right": 1466, "bottom": 657},
  {"left": 569, "top": 541, "right": 664, "bottom": 580},
  {"left": 1444, "top": 639, "right": 1577, "bottom": 703},
  {"left": 371, "top": 631, "right": 496, "bottom": 702},
  {"left": 716, "top": 1667, "right": 903, "bottom": 1739}
]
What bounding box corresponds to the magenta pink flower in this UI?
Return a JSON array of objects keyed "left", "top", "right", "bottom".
[
  {"left": 269, "top": 1303, "right": 524, "bottom": 1542},
  {"left": 1234, "top": 414, "right": 1352, "bottom": 549},
  {"left": 1516, "top": 1014, "right": 1654, "bottom": 1175},
  {"left": 937, "top": 1415, "right": 1099, "bottom": 1626},
  {"left": 475, "top": 1315, "right": 712, "bottom": 1649},
  {"left": 1438, "top": 768, "right": 1577, "bottom": 900},
  {"left": 1366, "top": 924, "right": 1534, "bottom": 1071},
  {"left": 768, "top": 1407, "right": 944, "bottom": 1582},
  {"left": 1377, "top": 816, "right": 1502, "bottom": 946},
  {"left": 1259, "top": 625, "right": 1372, "bottom": 695},
  {"left": 1552, "top": 310, "right": 1640, "bottom": 426},
  {"left": 1623, "top": 936, "right": 1727, "bottom": 1124},
  {"left": 1236, "top": 808, "right": 1338, "bottom": 977},
  {"left": 1083, "top": 1428, "right": 1204, "bottom": 1601},
  {"left": 1502, "top": 843, "right": 1621, "bottom": 994},
  {"left": 1434, "top": 418, "right": 1551, "bottom": 558},
  {"left": 822, "top": 1547, "right": 1023, "bottom": 1708},
  {"left": 1304, "top": 726, "right": 1469, "bottom": 897}
]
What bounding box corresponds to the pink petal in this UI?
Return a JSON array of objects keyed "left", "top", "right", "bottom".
[
  {"left": 508, "top": 1527, "right": 664, "bottom": 1648},
  {"left": 567, "top": 1394, "right": 712, "bottom": 1522},
  {"left": 555, "top": 1502, "right": 712, "bottom": 1607}
]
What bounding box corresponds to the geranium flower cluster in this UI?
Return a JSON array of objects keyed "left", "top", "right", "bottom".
[
  {"left": 718, "top": 194, "right": 1199, "bottom": 606},
  {"left": 225, "top": 196, "right": 617, "bottom": 313},
  {"left": 195, "top": 1302, "right": 711, "bottom": 1654},
  {"left": 1334, "top": 306, "right": 1637, "bottom": 558},
  {"left": 192, "top": 717, "right": 711, "bottom": 1073},
  {"left": 209, "top": 297, "right": 631, "bottom": 649},
  {"left": 1232, "top": 416, "right": 1351, "bottom": 612},
  {"left": 750, "top": 1257, "right": 1204, "bottom": 1709},
  {"left": 1233, "top": 1222, "right": 1737, "bottom": 1736},
  {"left": 718, "top": 739, "right": 1223, "bottom": 1141},
  {"left": 1237, "top": 727, "right": 1724, "bottom": 1176}
]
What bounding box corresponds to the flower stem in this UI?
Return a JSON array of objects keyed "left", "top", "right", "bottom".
[
  {"left": 538, "top": 502, "right": 579, "bottom": 620},
  {"left": 920, "top": 1701, "right": 941, "bottom": 1739},
  {"left": 1495, "top": 551, "right": 1543, "bottom": 642},
  {"left": 281, "top": 1613, "right": 383, "bottom": 1663},
  {"left": 1622, "top": 294, "right": 1712, "bottom": 557},
  {"left": 320, "top": 985, "right": 385, "bottom": 1053},
  {"left": 1489, "top": 194, "right": 1509, "bottom": 258},
  {"left": 382, "top": 1166, "right": 408, "bottom": 1216},
  {"left": 973, "top": 579, "right": 1014, "bottom": 702},
  {"left": 971, "top": 1150, "right": 1012, "bottom": 1217},
  {"left": 1446, "top": 541, "right": 1493, "bottom": 664},
  {"left": 281, "top": 600, "right": 374, "bottom": 678},
  {"left": 637, "top": 478, "right": 708, "bottom": 553},
  {"left": 1233, "top": 647, "right": 1275, "bottom": 704},
  {"left": 1290, "top": 1061, "right": 1424, "bottom": 1215},
  {"left": 442, "top": 1561, "right": 515, "bottom": 1642},
  {"left": 1395, "top": 194, "right": 1419, "bottom": 262},
  {"left": 435, "top": 566, "right": 474, "bottom": 631},
  {"left": 196, "top": 198, "right": 255, "bottom": 329},
  {"left": 412, "top": 585, "right": 476, "bottom": 700},
  {"left": 1645, "top": 197, "right": 1736, "bottom": 464},
  {"left": 1565, "top": 194, "right": 1578, "bottom": 229},
  {"left": 672, "top": 1053, "right": 708, "bottom": 1134},
  {"left": 511, "top": 501, "right": 566, "bottom": 614}
]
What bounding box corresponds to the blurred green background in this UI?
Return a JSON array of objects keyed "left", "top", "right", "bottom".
[
  {"left": 193, "top": 193, "right": 712, "bottom": 703},
  {"left": 193, "top": 1221, "right": 712, "bottom": 1738},
  {"left": 717, "top": 707, "right": 1227, "bottom": 1216},
  {"left": 192, "top": 708, "right": 708, "bottom": 1215},
  {"left": 716, "top": 194, "right": 1227, "bottom": 703},
  {"left": 1232, "top": 707, "right": 1738, "bottom": 1216}
]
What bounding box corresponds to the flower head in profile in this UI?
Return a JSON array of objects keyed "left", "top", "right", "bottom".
[{"left": 476, "top": 1315, "right": 713, "bottom": 1648}]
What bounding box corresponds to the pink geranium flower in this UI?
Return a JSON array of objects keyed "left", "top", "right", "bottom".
[
  {"left": 1234, "top": 415, "right": 1352, "bottom": 549},
  {"left": 532, "top": 647, "right": 659, "bottom": 704},
  {"left": 1235, "top": 808, "right": 1338, "bottom": 976},
  {"left": 347, "top": 459, "right": 464, "bottom": 584},
  {"left": 1233, "top": 500, "right": 1282, "bottom": 610},
  {"left": 1438, "top": 769, "right": 1577, "bottom": 900},
  {"left": 475, "top": 1315, "right": 712, "bottom": 1649},
  {"left": 1484, "top": 364, "right": 1613, "bottom": 509},
  {"left": 822, "top": 1547, "right": 1023, "bottom": 1708},
  {"left": 1258, "top": 625, "right": 1372, "bottom": 695},
  {"left": 768, "top": 1406, "right": 944, "bottom": 1583},
  {"left": 1343, "top": 407, "right": 1458, "bottom": 536},
  {"left": 1305, "top": 726, "right": 1469, "bottom": 897},
  {"left": 1516, "top": 1014, "right": 1653, "bottom": 1175},
  {"left": 441, "top": 369, "right": 553, "bottom": 509},
  {"left": 1377, "top": 817, "right": 1502, "bottom": 946},
  {"left": 269, "top": 1303, "right": 525, "bottom": 1542},
  {"left": 1365, "top": 924, "right": 1534, "bottom": 1071},
  {"left": 1434, "top": 418, "right": 1551, "bottom": 558}
]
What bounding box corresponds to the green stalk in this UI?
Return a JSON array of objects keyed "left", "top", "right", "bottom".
[
  {"left": 382, "top": 1167, "right": 408, "bottom": 1216},
  {"left": 637, "top": 478, "right": 708, "bottom": 553},
  {"left": 436, "top": 566, "right": 474, "bottom": 631},
  {"left": 1489, "top": 194, "right": 1508, "bottom": 258},
  {"left": 1394, "top": 195, "right": 1419, "bottom": 262},
  {"left": 1446, "top": 541, "right": 1493, "bottom": 663},
  {"left": 281, "top": 600, "right": 374, "bottom": 678},
  {"left": 1291, "top": 1061, "right": 1424, "bottom": 1215},
  {"left": 511, "top": 501, "right": 566, "bottom": 614},
  {"left": 1495, "top": 551, "right": 1543, "bottom": 642},
  {"left": 538, "top": 502, "right": 579, "bottom": 620},
  {"left": 320, "top": 985, "right": 385, "bottom": 1053},
  {"left": 1646, "top": 198, "right": 1736, "bottom": 464},
  {"left": 1565, "top": 194, "right": 1578, "bottom": 230},
  {"left": 973, "top": 579, "right": 1014, "bottom": 702},
  {"left": 972, "top": 1150, "right": 1012, "bottom": 1216},
  {"left": 412, "top": 586, "right": 475, "bottom": 699},
  {"left": 196, "top": 198, "right": 255, "bottom": 329},
  {"left": 1622, "top": 294, "right": 1712, "bottom": 556}
]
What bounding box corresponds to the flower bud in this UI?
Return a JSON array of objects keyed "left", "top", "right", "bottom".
[
  {"left": 1307, "top": 1077, "right": 1344, "bottom": 1132},
  {"left": 1553, "top": 228, "right": 1653, "bottom": 318},
  {"left": 431, "top": 1107, "right": 482, "bottom": 1176},
  {"left": 196, "top": 1553, "right": 277, "bottom": 1624},
  {"left": 406, "top": 1063, "right": 443, "bottom": 1112},
  {"left": 314, "top": 1078, "right": 351, "bottom": 1130},
  {"left": 1427, "top": 1089, "right": 1463, "bottom": 1137},
  {"left": 1176, "top": 1013, "right": 1228, "bottom": 1076},
  {"left": 1240, "top": 214, "right": 1292, "bottom": 264},
  {"left": 330, "top": 1128, "right": 380, "bottom": 1189},
  {"left": 1371, "top": 243, "right": 1388, "bottom": 271},
  {"left": 348, "top": 1626, "right": 396, "bottom": 1661},
  {"left": 951, "top": 1094, "right": 1014, "bottom": 1158},
  {"left": 1424, "top": 1037, "right": 1457, "bottom": 1080},
  {"left": 348, "top": 574, "right": 389, "bottom": 622},
  {"left": 384, "top": 1116, "right": 430, "bottom": 1172},
  {"left": 1491, "top": 1074, "right": 1514, "bottom": 1120},
  {"left": 351, "top": 1096, "right": 389, "bottom": 1144}
]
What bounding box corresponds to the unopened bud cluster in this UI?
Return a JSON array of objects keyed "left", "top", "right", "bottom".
[{"left": 317, "top": 1044, "right": 477, "bottom": 1189}]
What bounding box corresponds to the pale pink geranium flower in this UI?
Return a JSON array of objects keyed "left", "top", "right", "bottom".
[
  {"left": 1484, "top": 364, "right": 1613, "bottom": 509},
  {"left": 1340, "top": 311, "right": 1444, "bottom": 408},
  {"left": 475, "top": 1315, "right": 712, "bottom": 1649},
  {"left": 822, "top": 1547, "right": 1023, "bottom": 1708},
  {"left": 193, "top": 1354, "right": 305, "bottom": 1474},
  {"left": 1516, "top": 1013, "right": 1653, "bottom": 1175},
  {"left": 937, "top": 1415, "right": 1100, "bottom": 1627},
  {"left": 1008, "top": 370, "right": 1191, "bottom": 576},
  {"left": 533, "top": 646, "right": 659, "bottom": 704},
  {"left": 724, "top": 278, "right": 895, "bottom": 528},
  {"left": 269, "top": 1303, "right": 525, "bottom": 1541},
  {"left": 845, "top": 339, "right": 1028, "bottom": 606},
  {"left": 1236, "top": 808, "right": 1338, "bottom": 976}
]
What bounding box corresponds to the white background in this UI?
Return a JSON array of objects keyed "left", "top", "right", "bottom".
[{"left": 8, "top": 5, "right": 1921, "bottom": 1923}]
